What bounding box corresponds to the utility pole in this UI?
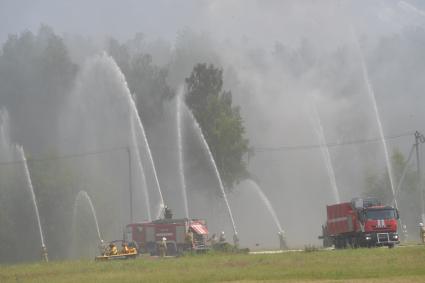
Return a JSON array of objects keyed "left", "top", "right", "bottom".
[
  {"left": 127, "top": 146, "right": 133, "bottom": 223},
  {"left": 415, "top": 131, "right": 425, "bottom": 222}
]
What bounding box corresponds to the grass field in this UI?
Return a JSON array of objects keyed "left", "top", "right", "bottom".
[{"left": 1, "top": 245, "right": 425, "bottom": 282}]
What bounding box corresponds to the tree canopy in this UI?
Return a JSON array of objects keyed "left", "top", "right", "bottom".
[
  {"left": 363, "top": 148, "right": 421, "bottom": 234},
  {"left": 185, "top": 63, "right": 250, "bottom": 189},
  {"left": 363, "top": 149, "right": 418, "bottom": 204},
  {"left": 0, "top": 25, "right": 77, "bottom": 152},
  {"left": 108, "top": 37, "right": 173, "bottom": 128}
]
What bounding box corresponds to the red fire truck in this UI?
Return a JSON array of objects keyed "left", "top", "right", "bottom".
[
  {"left": 124, "top": 215, "right": 209, "bottom": 255},
  {"left": 320, "top": 197, "right": 400, "bottom": 248}
]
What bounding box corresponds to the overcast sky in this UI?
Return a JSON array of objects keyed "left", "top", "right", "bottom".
[
  {"left": 0, "top": 0, "right": 205, "bottom": 43},
  {"left": 1, "top": 0, "right": 425, "bottom": 49}
]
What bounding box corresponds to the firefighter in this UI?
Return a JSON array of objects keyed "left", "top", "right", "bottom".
[
  {"left": 41, "top": 245, "right": 48, "bottom": 262},
  {"left": 185, "top": 228, "right": 194, "bottom": 251},
  {"left": 233, "top": 233, "right": 239, "bottom": 248},
  {"left": 402, "top": 225, "right": 408, "bottom": 242},
  {"left": 98, "top": 239, "right": 107, "bottom": 256},
  {"left": 211, "top": 233, "right": 217, "bottom": 245},
  {"left": 164, "top": 206, "right": 173, "bottom": 219},
  {"left": 159, "top": 237, "right": 167, "bottom": 257},
  {"left": 219, "top": 231, "right": 226, "bottom": 243},
  {"left": 278, "top": 231, "right": 288, "bottom": 250},
  {"left": 419, "top": 223, "right": 425, "bottom": 244},
  {"left": 121, "top": 242, "right": 130, "bottom": 254},
  {"left": 128, "top": 241, "right": 138, "bottom": 254},
  {"left": 109, "top": 243, "right": 118, "bottom": 256}
]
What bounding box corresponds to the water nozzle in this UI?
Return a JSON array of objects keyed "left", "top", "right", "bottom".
[
  {"left": 233, "top": 233, "right": 239, "bottom": 248},
  {"left": 41, "top": 245, "right": 48, "bottom": 262}
]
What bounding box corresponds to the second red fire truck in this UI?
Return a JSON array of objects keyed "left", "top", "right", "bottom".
[{"left": 320, "top": 197, "right": 400, "bottom": 248}]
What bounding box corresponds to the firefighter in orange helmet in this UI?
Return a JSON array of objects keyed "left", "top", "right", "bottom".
[
  {"left": 121, "top": 242, "right": 130, "bottom": 254},
  {"left": 109, "top": 243, "right": 118, "bottom": 256}
]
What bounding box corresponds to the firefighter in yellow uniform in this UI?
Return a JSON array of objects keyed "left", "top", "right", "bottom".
[
  {"left": 121, "top": 242, "right": 130, "bottom": 254},
  {"left": 109, "top": 243, "right": 118, "bottom": 255},
  {"left": 159, "top": 237, "right": 167, "bottom": 257},
  {"left": 128, "top": 241, "right": 138, "bottom": 254},
  {"left": 419, "top": 223, "right": 425, "bottom": 243},
  {"left": 185, "top": 229, "right": 194, "bottom": 251}
]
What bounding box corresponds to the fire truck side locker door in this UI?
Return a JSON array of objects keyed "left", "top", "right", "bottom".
[
  {"left": 347, "top": 215, "right": 353, "bottom": 232},
  {"left": 146, "top": 226, "right": 155, "bottom": 242},
  {"left": 176, "top": 225, "right": 185, "bottom": 244}
]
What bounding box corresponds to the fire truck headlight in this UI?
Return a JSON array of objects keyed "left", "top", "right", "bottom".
[
  {"left": 365, "top": 235, "right": 372, "bottom": 241},
  {"left": 393, "top": 235, "right": 398, "bottom": 240}
]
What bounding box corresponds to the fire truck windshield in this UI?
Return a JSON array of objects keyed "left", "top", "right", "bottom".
[{"left": 365, "top": 209, "right": 396, "bottom": 220}]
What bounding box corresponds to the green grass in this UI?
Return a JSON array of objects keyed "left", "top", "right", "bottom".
[{"left": 1, "top": 246, "right": 425, "bottom": 282}]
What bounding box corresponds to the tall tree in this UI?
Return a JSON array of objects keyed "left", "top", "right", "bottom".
[
  {"left": 108, "top": 37, "right": 173, "bottom": 128},
  {"left": 0, "top": 25, "right": 77, "bottom": 152},
  {"left": 185, "top": 63, "right": 250, "bottom": 189},
  {"left": 364, "top": 149, "right": 417, "bottom": 204},
  {"left": 364, "top": 149, "right": 421, "bottom": 234}
]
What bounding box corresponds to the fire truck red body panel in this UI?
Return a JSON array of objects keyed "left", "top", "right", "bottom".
[
  {"left": 321, "top": 198, "right": 400, "bottom": 248},
  {"left": 326, "top": 202, "right": 358, "bottom": 235},
  {"left": 125, "top": 218, "right": 209, "bottom": 255}
]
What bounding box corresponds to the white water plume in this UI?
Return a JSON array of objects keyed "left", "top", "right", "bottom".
[
  {"left": 398, "top": 1, "right": 425, "bottom": 18},
  {"left": 185, "top": 104, "right": 238, "bottom": 235},
  {"left": 351, "top": 27, "right": 397, "bottom": 207},
  {"left": 17, "top": 145, "right": 46, "bottom": 249},
  {"left": 126, "top": 89, "right": 165, "bottom": 219},
  {"left": 309, "top": 100, "right": 340, "bottom": 203},
  {"left": 130, "top": 111, "right": 152, "bottom": 221},
  {"left": 63, "top": 52, "right": 164, "bottom": 223},
  {"left": 246, "top": 179, "right": 283, "bottom": 233},
  {"left": 177, "top": 87, "right": 189, "bottom": 219},
  {"left": 73, "top": 190, "right": 102, "bottom": 242}
]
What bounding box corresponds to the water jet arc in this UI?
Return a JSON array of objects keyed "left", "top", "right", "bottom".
[
  {"left": 177, "top": 89, "right": 189, "bottom": 219},
  {"left": 74, "top": 190, "right": 103, "bottom": 243},
  {"left": 17, "top": 146, "right": 48, "bottom": 261},
  {"left": 185, "top": 105, "right": 238, "bottom": 235}
]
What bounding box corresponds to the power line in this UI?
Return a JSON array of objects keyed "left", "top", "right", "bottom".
[
  {"left": 0, "top": 146, "right": 128, "bottom": 166},
  {"left": 0, "top": 131, "right": 414, "bottom": 166},
  {"left": 254, "top": 132, "right": 413, "bottom": 153}
]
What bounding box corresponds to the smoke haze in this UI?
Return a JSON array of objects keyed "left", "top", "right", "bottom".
[{"left": 0, "top": 0, "right": 424, "bottom": 261}]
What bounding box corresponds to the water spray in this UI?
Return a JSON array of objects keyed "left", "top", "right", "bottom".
[
  {"left": 177, "top": 88, "right": 190, "bottom": 219},
  {"left": 130, "top": 113, "right": 152, "bottom": 221},
  {"left": 185, "top": 105, "right": 238, "bottom": 237},
  {"left": 127, "top": 89, "right": 164, "bottom": 219},
  {"left": 74, "top": 190, "right": 103, "bottom": 243},
  {"left": 350, "top": 26, "right": 397, "bottom": 207},
  {"left": 309, "top": 100, "right": 340, "bottom": 203},
  {"left": 17, "top": 146, "right": 47, "bottom": 262},
  {"left": 415, "top": 131, "right": 425, "bottom": 222}
]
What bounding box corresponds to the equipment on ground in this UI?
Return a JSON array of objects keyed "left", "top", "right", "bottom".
[
  {"left": 319, "top": 197, "right": 400, "bottom": 248},
  {"left": 95, "top": 240, "right": 138, "bottom": 261}
]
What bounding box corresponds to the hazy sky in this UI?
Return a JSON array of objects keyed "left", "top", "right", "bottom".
[
  {"left": 0, "top": 0, "right": 204, "bottom": 43},
  {"left": 1, "top": 0, "right": 425, "bottom": 251},
  {"left": 1, "top": 0, "right": 425, "bottom": 48}
]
